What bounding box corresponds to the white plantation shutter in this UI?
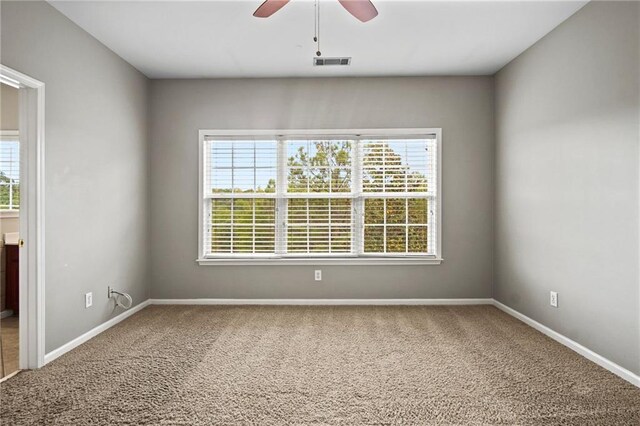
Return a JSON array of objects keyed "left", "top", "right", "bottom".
[{"left": 200, "top": 132, "right": 439, "bottom": 260}]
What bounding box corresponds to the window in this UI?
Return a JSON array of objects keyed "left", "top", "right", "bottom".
[
  {"left": 0, "top": 132, "right": 20, "bottom": 212},
  {"left": 205, "top": 140, "right": 277, "bottom": 254},
  {"left": 199, "top": 130, "right": 441, "bottom": 264}
]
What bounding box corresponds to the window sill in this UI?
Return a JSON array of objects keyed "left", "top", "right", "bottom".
[
  {"left": 196, "top": 257, "right": 443, "bottom": 266},
  {"left": 0, "top": 211, "right": 19, "bottom": 219}
]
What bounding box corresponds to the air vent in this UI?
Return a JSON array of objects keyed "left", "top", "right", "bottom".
[{"left": 313, "top": 57, "right": 351, "bottom": 66}]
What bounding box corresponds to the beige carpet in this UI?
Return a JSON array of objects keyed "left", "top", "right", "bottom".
[{"left": 1, "top": 305, "right": 639, "bottom": 425}]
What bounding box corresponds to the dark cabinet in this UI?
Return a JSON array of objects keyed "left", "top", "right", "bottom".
[{"left": 5, "top": 244, "right": 19, "bottom": 314}]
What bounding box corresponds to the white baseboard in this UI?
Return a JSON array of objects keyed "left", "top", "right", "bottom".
[
  {"left": 149, "top": 298, "right": 494, "bottom": 306},
  {"left": 0, "top": 369, "right": 21, "bottom": 383},
  {"left": 0, "top": 309, "right": 14, "bottom": 319},
  {"left": 43, "top": 299, "right": 151, "bottom": 365},
  {"left": 493, "top": 300, "right": 640, "bottom": 388}
]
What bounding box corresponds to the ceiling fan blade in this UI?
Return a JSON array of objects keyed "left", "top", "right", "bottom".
[
  {"left": 338, "top": 0, "right": 378, "bottom": 22},
  {"left": 253, "top": 0, "right": 290, "bottom": 18}
]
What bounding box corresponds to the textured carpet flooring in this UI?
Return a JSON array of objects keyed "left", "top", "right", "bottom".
[{"left": 1, "top": 305, "right": 639, "bottom": 425}]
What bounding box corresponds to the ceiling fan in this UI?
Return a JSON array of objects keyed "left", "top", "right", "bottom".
[{"left": 253, "top": 0, "right": 379, "bottom": 23}]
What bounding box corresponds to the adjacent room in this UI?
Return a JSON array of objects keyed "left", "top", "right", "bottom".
[
  {"left": 0, "top": 81, "right": 20, "bottom": 380},
  {"left": 0, "top": 0, "right": 638, "bottom": 424}
]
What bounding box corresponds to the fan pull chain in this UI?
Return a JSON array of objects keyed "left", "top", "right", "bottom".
[
  {"left": 314, "top": 0, "right": 321, "bottom": 56},
  {"left": 314, "top": 0, "right": 317, "bottom": 43}
]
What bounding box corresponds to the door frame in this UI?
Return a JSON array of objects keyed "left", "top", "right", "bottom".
[{"left": 1, "top": 65, "right": 45, "bottom": 369}]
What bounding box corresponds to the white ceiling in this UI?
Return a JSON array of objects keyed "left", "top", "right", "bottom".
[{"left": 49, "top": 0, "right": 588, "bottom": 78}]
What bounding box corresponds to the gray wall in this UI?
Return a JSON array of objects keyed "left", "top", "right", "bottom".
[
  {"left": 1, "top": 1, "right": 150, "bottom": 352},
  {"left": 149, "top": 77, "right": 494, "bottom": 299},
  {"left": 495, "top": 1, "right": 640, "bottom": 375},
  {"left": 1, "top": 83, "right": 19, "bottom": 130}
]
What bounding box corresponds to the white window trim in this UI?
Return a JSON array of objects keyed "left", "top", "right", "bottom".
[{"left": 197, "top": 128, "right": 442, "bottom": 265}]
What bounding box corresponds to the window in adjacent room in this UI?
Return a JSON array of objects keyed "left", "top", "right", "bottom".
[
  {"left": 198, "top": 130, "right": 441, "bottom": 264},
  {"left": 0, "top": 132, "right": 20, "bottom": 213}
]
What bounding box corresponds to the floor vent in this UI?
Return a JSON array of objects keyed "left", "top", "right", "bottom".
[{"left": 314, "top": 57, "right": 351, "bottom": 66}]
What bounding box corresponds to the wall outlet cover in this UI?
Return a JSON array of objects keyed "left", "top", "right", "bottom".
[
  {"left": 315, "top": 270, "right": 322, "bottom": 281},
  {"left": 550, "top": 291, "right": 558, "bottom": 308},
  {"left": 85, "top": 292, "right": 93, "bottom": 308}
]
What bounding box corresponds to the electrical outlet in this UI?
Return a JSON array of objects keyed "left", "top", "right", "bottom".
[
  {"left": 315, "top": 270, "right": 322, "bottom": 281},
  {"left": 85, "top": 292, "right": 93, "bottom": 308},
  {"left": 550, "top": 291, "right": 558, "bottom": 308}
]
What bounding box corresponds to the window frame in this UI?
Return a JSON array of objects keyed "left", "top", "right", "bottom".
[{"left": 197, "top": 129, "right": 442, "bottom": 265}]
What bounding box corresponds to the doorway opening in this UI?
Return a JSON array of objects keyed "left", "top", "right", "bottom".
[
  {"left": 0, "top": 65, "right": 45, "bottom": 378},
  {"left": 0, "top": 96, "right": 20, "bottom": 377}
]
